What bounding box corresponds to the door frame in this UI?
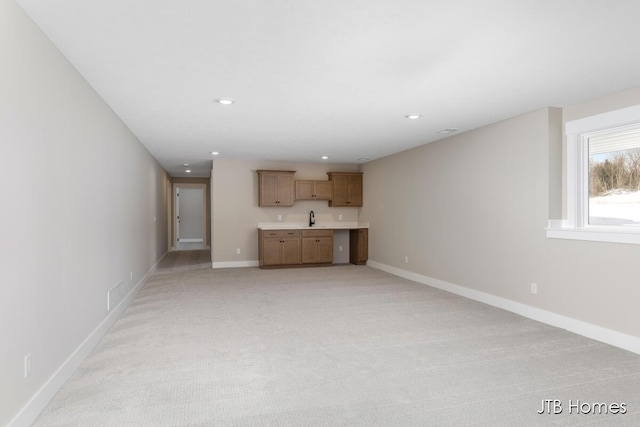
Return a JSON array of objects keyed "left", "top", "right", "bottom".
[{"left": 173, "top": 183, "right": 207, "bottom": 250}]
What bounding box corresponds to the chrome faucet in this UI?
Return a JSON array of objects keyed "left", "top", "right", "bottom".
[{"left": 309, "top": 210, "right": 315, "bottom": 227}]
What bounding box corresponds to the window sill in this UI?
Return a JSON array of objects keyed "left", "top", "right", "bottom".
[{"left": 546, "top": 220, "right": 640, "bottom": 245}]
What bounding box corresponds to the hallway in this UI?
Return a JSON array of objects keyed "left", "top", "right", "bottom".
[{"left": 156, "top": 249, "right": 211, "bottom": 273}]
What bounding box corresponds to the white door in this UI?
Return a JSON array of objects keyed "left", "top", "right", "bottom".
[{"left": 175, "top": 186, "right": 205, "bottom": 250}]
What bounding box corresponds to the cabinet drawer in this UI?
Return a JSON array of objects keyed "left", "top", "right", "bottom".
[
  {"left": 301, "top": 229, "right": 333, "bottom": 237},
  {"left": 262, "top": 229, "right": 300, "bottom": 238}
]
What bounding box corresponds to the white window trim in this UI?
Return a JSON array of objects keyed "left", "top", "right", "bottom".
[{"left": 547, "top": 104, "right": 640, "bottom": 245}]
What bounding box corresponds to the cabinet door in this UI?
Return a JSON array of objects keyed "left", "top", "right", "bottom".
[
  {"left": 262, "top": 238, "right": 283, "bottom": 266},
  {"left": 349, "top": 228, "right": 368, "bottom": 265},
  {"left": 330, "top": 175, "right": 350, "bottom": 206},
  {"left": 314, "top": 181, "right": 333, "bottom": 200},
  {"left": 295, "top": 181, "right": 314, "bottom": 200},
  {"left": 260, "top": 173, "right": 279, "bottom": 206},
  {"left": 276, "top": 174, "right": 294, "bottom": 206},
  {"left": 316, "top": 236, "right": 334, "bottom": 263},
  {"left": 281, "top": 237, "right": 301, "bottom": 265},
  {"left": 347, "top": 175, "right": 363, "bottom": 207},
  {"left": 301, "top": 237, "right": 318, "bottom": 264}
]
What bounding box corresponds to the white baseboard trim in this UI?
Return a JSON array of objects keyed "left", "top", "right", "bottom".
[
  {"left": 367, "top": 260, "right": 640, "bottom": 355},
  {"left": 8, "top": 252, "right": 167, "bottom": 427},
  {"left": 212, "top": 260, "right": 259, "bottom": 269}
]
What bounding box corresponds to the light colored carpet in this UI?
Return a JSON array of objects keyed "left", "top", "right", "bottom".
[
  {"left": 34, "top": 265, "right": 640, "bottom": 426},
  {"left": 156, "top": 249, "right": 211, "bottom": 273}
]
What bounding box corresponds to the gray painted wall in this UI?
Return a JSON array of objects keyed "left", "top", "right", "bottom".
[
  {"left": 0, "top": 1, "right": 169, "bottom": 425},
  {"left": 360, "top": 99, "right": 640, "bottom": 340}
]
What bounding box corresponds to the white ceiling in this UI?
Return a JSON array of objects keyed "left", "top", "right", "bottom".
[{"left": 15, "top": 0, "right": 640, "bottom": 177}]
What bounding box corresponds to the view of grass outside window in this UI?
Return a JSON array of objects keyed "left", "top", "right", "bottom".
[{"left": 588, "top": 126, "right": 640, "bottom": 225}]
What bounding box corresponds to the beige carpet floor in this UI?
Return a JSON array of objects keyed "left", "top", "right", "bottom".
[
  {"left": 34, "top": 265, "right": 640, "bottom": 426},
  {"left": 156, "top": 249, "right": 212, "bottom": 273}
]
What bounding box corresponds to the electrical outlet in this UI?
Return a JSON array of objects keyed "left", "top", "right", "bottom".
[
  {"left": 24, "top": 353, "right": 31, "bottom": 378},
  {"left": 531, "top": 283, "right": 538, "bottom": 295},
  {"left": 236, "top": 248, "right": 241, "bottom": 255},
  {"left": 130, "top": 271, "right": 133, "bottom": 281},
  {"left": 277, "top": 214, "right": 282, "bottom": 221},
  {"left": 338, "top": 214, "right": 343, "bottom": 221},
  {"left": 339, "top": 245, "right": 343, "bottom": 252},
  {"left": 404, "top": 256, "right": 409, "bottom": 263}
]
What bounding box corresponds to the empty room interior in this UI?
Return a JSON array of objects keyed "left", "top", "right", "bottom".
[{"left": 4, "top": 0, "right": 640, "bottom": 425}]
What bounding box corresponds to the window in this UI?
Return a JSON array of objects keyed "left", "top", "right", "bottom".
[
  {"left": 547, "top": 104, "right": 640, "bottom": 244},
  {"left": 588, "top": 127, "right": 640, "bottom": 225}
]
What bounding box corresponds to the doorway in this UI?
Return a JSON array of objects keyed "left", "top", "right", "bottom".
[{"left": 174, "top": 184, "right": 207, "bottom": 251}]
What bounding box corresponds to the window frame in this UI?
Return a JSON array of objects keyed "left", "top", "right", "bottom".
[{"left": 547, "top": 104, "right": 640, "bottom": 245}]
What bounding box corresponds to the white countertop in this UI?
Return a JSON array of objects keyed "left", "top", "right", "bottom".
[{"left": 258, "top": 222, "right": 369, "bottom": 230}]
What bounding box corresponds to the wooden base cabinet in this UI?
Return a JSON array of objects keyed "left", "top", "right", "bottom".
[
  {"left": 259, "top": 229, "right": 301, "bottom": 267},
  {"left": 259, "top": 227, "right": 367, "bottom": 268},
  {"left": 349, "top": 228, "right": 368, "bottom": 265},
  {"left": 301, "top": 229, "right": 334, "bottom": 264}
]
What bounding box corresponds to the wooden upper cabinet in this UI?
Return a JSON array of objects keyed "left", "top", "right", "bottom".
[
  {"left": 257, "top": 170, "right": 295, "bottom": 207},
  {"left": 295, "top": 180, "right": 333, "bottom": 200},
  {"left": 327, "top": 172, "right": 363, "bottom": 207}
]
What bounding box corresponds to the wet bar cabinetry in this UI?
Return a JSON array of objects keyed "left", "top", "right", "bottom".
[
  {"left": 257, "top": 170, "right": 295, "bottom": 207},
  {"left": 349, "top": 228, "right": 368, "bottom": 265},
  {"left": 301, "top": 229, "right": 334, "bottom": 264},
  {"left": 259, "top": 229, "right": 301, "bottom": 266},
  {"left": 257, "top": 170, "right": 362, "bottom": 207},
  {"left": 295, "top": 180, "right": 333, "bottom": 200},
  {"left": 258, "top": 224, "right": 369, "bottom": 269},
  {"left": 327, "top": 172, "right": 363, "bottom": 207}
]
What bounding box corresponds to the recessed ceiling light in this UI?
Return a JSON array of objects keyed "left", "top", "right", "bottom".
[
  {"left": 183, "top": 163, "right": 189, "bottom": 167},
  {"left": 437, "top": 128, "right": 459, "bottom": 134},
  {"left": 216, "top": 99, "right": 235, "bottom": 105},
  {"left": 358, "top": 157, "right": 370, "bottom": 162},
  {"left": 211, "top": 151, "right": 219, "bottom": 155},
  {"left": 406, "top": 114, "right": 422, "bottom": 120},
  {"left": 321, "top": 156, "right": 329, "bottom": 160},
  {"left": 185, "top": 169, "right": 192, "bottom": 173}
]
